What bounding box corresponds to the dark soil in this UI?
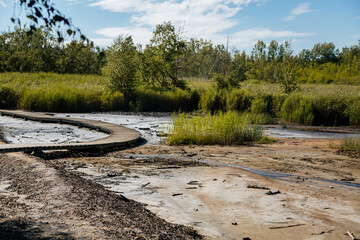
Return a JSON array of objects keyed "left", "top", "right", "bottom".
[{"left": 0, "top": 152, "right": 203, "bottom": 240}]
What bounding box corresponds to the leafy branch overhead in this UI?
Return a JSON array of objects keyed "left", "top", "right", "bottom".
[{"left": 12, "top": 0, "right": 88, "bottom": 42}]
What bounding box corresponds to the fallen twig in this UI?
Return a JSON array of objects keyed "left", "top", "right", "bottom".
[
  {"left": 266, "top": 190, "right": 281, "bottom": 195},
  {"left": 269, "top": 223, "right": 305, "bottom": 229},
  {"left": 141, "top": 182, "right": 150, "bottom": 188},
  {"left": 172, "top": 193, "right": 183, "bottom": 197},
  {"left": 247, "top": 184, "right": 270, "bottom": 190}
]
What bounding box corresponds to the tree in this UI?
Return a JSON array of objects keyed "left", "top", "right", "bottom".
[
  {"left": 56, "top": 41, "right": 102, "bottom": 74},
  {"left": 140, "top": 22, "right": 187, "bottom": 90},
  {"left": 102, "top": 35, "right": 138, "bottom": 96},
  {"left": 311, "top": 42, "right": 339, "bottom": 64},
  {"left": 11, "top": 0, "right": 87, "bottom": 42},
  {"left": 0, "top": 27, "right": 59, "bottom": 72},
  {"left": 275, "top": 41, "right": 298, "bottom": 94}
]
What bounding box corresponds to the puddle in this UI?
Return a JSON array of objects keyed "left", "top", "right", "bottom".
[
  {"left": 120, "top": 155, "right": 360, "bottom": 189},
  {"left": 264, "top": 126, "right": 360, "bottom": 139}
]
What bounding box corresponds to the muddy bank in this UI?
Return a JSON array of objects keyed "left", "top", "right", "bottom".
[
  {"left": 58, "top": 138, "right": 360, "bottom": 240},
  {"left": 0, "top": 151, "right": 202, "bottom": 239}
]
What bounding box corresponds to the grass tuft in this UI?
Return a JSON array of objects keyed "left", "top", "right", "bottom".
[
  {"left": 168, "top": 111, "right": 271, "bottom": 145},
  {"left": 340, "top": 138, "right": 360, "bottom": 153}
]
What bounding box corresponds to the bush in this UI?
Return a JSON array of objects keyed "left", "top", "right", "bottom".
[
  {"left": 281, "top": 93, "right": 314, "bottom": 125},
  {"left": 131, "top": 88, "right": 200, "bottom": 112},
  {"left": 199, "top": 90, "right": 224, "bottom": 113},
  {"left": 0, "top": 85, "right": 18, "bottom": 109},
  {"left": 251, "top": 98, "right": 268, "bottom": 114},
  {"left": 349, "top": 100, "right": 360, "bottom": 125},
  {"left": 225, "top": 89, "right": 252, "bottom": 111}
]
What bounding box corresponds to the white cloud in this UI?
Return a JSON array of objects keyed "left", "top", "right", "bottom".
[
  {"left": 282, "top": 2, "right": 313, "bottom": 21},
  {"left": 0, "top": 1, "right": 7, "bottom": 7},
  {"left": 95, "top": 27, "right": 153, "bottom": 46},
  {"left": 230, "top": 28, "right": 314, "bottom": 48},
  {"left": 90, "top": 0, "right": 264, "bottom": 37},
  {"left": 66, "top": 0, "right": 85, "bottom": 5},
  {"left": 90, "top": 38, "right": 114, "bottom": 47},
  {"left": 92, "top": 0, "right": 314, "bottom": 50}
]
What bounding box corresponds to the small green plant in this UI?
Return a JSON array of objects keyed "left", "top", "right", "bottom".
[
  {"left": 168, "top": 111, "right": 270, "bottom": 145},
  {"left": 340, "top": 137, "right": 360, "bottom": 153}
]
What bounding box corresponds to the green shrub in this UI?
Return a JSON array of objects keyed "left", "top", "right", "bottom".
[
  {"left": 131, "top": 88, "right": 200, "bottom": 112},
  {"left": 349, "top": 100, "right": 360, "bottom": 126},
  {"left": 101, "top": 91, "right": 127, "bottom": 111},
  {"left": 199, "top": 90, "right": 224, "bottom": 113},
  {"left": 251, "top": 98, "right": 267, "bottom": 114},
  {"left": 0, "top": 85, "right": 18, "bottom": 109},
  {"left": 225, "top": 89, "right": 252, "bottom": 111},
  {"left": 312, "top": 95, "right": 350, "bottom": 125},
  {"left": 281, "top": 93, "right": 314, "bottom": 125}
]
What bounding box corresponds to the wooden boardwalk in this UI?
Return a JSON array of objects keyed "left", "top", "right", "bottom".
[{"left": 0, "top": 110, "right": 141, "bottom": 153}]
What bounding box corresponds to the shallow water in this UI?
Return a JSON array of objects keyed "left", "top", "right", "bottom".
[
  {"left": 120, "top": 154, "right": 360, "bottom": 189},
  {"left": 264, "top": 126, "right": 360, "bottom": 139},
  {"left": 1, "top": 112, "right": 360, "bottom": 144}
]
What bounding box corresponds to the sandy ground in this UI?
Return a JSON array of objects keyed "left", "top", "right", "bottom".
[
  {"left": 0, "top": 123, "right": 359, "bottom": 239},
  {"left": 40, "top": 138, "right": 360, "bottom": 240}
]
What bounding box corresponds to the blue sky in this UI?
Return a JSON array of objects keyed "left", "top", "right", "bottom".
[{"left": 0, "top": 0, "right": 359, "bottom": 53}]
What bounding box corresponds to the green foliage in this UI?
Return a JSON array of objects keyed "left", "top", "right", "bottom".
[
  {"left": 349, "top": 101, "right": 360, "bottom": 125},
  {"left": 130, "top": 88, "right": 200, "bottom": 112},
  {"left": 274, "top": 41, "right": 299, "bottom": 94},
  {"left": 168, "top": 112, "right": 267, "bottom": 145},
  {"left": 251, "top": 98, "right": 268, "bottom": 114},
  {"left": 225, "top": 89, "right": 252, "bottom": 112},
  {"left": 102, "top": 35, "right": 138, "bottom": 95},
  {"left": 281, "top": 93, "right": 314, "bottom": 125},
  {"left": 0, "top": 85, "right": 18, "bottom": 109},
  {"left": 13, "top": 0, "right": 88, "bottom": 42},
  {"left": 0, "top": 28, "right": 104, "bottom": 74},
  {"left": 199, "top": 90, "right": 224, "bottom": 113},
  {"left": 139, "top": 22, "right": 188, "bottom": 90},
  {"left": 340, "top": 138, "right": 360, "bottom": 153},
  {"left": 214, "top": 71, "right": 241, "bottom": 90}
]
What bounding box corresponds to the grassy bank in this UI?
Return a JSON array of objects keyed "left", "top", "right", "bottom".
[
  {"left": 168, "top": 112, "right": 271, "bottom": 145},
  {"left": 197, "top": 82, "right": 360, "bottom": 126},
  {"left": 0, "top": 72, "right": 199, "bottom": 112},
  {"left": 0, "top": 72, "right": 359, "bottom": 126}
]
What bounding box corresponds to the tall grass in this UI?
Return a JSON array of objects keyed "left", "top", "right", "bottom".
[
  {"left": 0, "top": 72, "right": 198, "bottom": 112},
  {"left": 0, "top": 73, "right": 359, "bottom": 127},
  {"left": 168, "top": 112, "right": 268, "bottom": 145},
  {"left": 340, "top": 138, "right": 360, "bottom": 153},
  {"left": 198, "top": 81, "right": 360, "bottom": 126}
]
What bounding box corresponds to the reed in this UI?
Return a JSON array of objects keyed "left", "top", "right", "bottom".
[
  {"left": 168, "top": 112, "right": 270, "bottom": 145},
  {"left": 340, "top": 138, "right": 360, "bottom": 153}
]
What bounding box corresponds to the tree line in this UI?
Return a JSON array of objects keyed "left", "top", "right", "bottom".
[
  {"left": 0, "top": 23, "right": 359, "bottom": 92},
  {"left": 0, "top": 27, "right": 104, "bottom": 74}
]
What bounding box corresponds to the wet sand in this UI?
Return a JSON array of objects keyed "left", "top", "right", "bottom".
[{"left": 58, "top": 138, "right": 360, "bottom": 240}]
